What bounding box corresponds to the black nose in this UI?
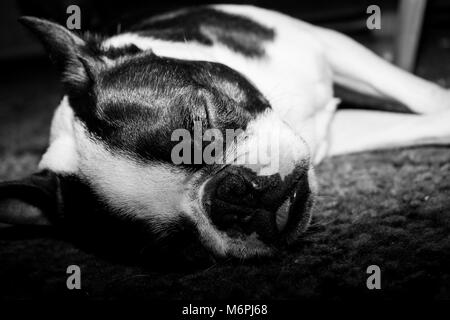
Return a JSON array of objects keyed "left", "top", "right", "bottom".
[{"left": 203, "top": 165, "right": 309, "bottom": 243}]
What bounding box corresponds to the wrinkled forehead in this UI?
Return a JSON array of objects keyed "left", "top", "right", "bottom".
[
  {"left": 96, "top": 54, "right": 270, "bottom": 120},
  {"left": 76, "top": 54, "right": 272, "bottom": 163}
]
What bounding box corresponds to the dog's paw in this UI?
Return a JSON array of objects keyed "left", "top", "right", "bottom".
[
  {"left": 428, "top": 88, "right": 450, "bottom": 114},
  {"left": 414, "top": 86, "right": 450, "bottom": 115},
  {"left": 421, "top": 110, "right": 450, "bottom": 144}
]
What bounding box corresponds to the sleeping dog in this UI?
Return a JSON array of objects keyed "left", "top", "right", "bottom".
[{"left": 1, "top": 5, "right": 450, "bottom": 260}]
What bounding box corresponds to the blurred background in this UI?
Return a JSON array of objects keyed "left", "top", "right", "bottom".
[{"left": 1, "top": 0, "right": 450, "bottom": 70}]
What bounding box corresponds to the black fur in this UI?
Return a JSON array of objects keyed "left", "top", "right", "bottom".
[
  {"left": 0, "top": 170, "right": 63, "bottom": 224},
  {"left": 84, "top": 34, "right": 144, "bottom": 59},
  {"left": 128, "top": 7, "right": 275, "bottom": 58},
  {"left": 70, "top": 52, "right": 271, "bottom": 166}
]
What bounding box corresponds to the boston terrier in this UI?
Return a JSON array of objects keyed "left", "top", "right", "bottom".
[{"left": 1, "top": 5, "right": 450, "bottom": 260}]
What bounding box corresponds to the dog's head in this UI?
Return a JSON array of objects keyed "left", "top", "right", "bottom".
[{"left": 0, "top": 17, "right": 316, "bottom": 260}]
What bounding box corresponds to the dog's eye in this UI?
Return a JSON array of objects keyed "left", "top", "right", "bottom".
[{"left": 201, "top": 100, "right": 213, "bottom": 129}]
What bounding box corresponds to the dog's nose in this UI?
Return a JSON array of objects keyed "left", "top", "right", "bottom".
[{"left": 203, "top": 165, "right": 310, "bottom": 243}]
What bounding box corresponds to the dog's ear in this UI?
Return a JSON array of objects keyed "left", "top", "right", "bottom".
[
  {"left": 0, "top": 171, "right": 64, "bottom": 226},
  {"left": 18, "top": 16, "right": 100, "bottom": 92}
]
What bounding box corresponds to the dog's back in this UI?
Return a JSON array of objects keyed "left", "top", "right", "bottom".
[{"left": 104, "top": 5, "right": 336, "bottom": 144}]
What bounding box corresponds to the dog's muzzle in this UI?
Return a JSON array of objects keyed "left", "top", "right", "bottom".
[{"left": 202, "top": 164, "right": 312, "bottom": 244}]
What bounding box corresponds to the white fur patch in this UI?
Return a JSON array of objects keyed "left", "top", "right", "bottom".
[
  {"left": 179, "top": 177, "right": 227, "bottom": 256},
  {"left": 39, "top": 96, "right": 78, "bottom": 173},
  {"left": 73, "top": 121, "right": 190, "bottom": 228},
  {"left": 226, "top": 110, "right": 310, "bottom": 179}
]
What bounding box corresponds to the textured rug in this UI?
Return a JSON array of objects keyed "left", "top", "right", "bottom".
[{"left": 0, "top": 29, "right": 449, "bottom": 300}]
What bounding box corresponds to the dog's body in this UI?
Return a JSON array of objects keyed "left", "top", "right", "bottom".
[{"left": 1, "top": 5, "right": 450, "bottom": 260}]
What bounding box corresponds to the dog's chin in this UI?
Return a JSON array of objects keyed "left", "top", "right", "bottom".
[
  {"left": 220, "top": 203, "right": 313, "bottom": 259},
  {"left": 184, "top": 196, "right": 272, "bottom": 259},
  {"left": 218, "top": 230, "right": 277, "bottom": 259},
  {"left": 196, "top": 208, "right": 312, "bottom": 260}
]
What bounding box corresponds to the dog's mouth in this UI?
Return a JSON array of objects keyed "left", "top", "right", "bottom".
[
  {"left": 275, "top": 184, "right": 313, "bottom": 243},
  {"left": 199, "top": 164, "right": 313, "bottom": 257}
]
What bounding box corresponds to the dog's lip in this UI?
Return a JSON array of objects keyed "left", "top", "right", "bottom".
[
  {"left": 282, "top": 189, "right": 313, "bottom": 244},
  {"left": 275, "top": 197, "right": 290, "bottom": 231},
  {"left": 273, "top": 169, "right": 313, "bottom": 244},
  {"left": 276, "top": 193, "right": 311, "bottom": 238},
  {"left": 203, "top": 188, "right": 311, "bottom": 244}
]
